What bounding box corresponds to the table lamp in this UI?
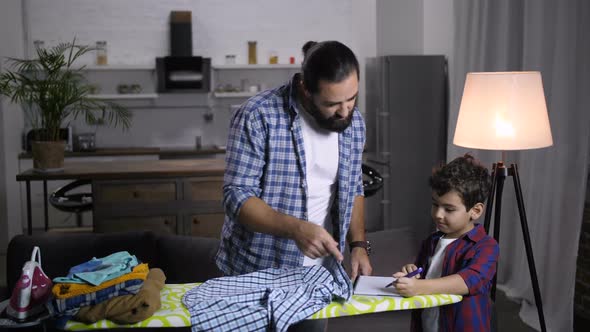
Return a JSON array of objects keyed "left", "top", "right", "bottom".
[{"left": 454, "top": 71, "right": 552, "bottom": 332}]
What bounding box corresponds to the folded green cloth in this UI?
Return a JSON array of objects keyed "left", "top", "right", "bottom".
[{"left": 53, "top": 251, "right": 139, "bottom": 286}]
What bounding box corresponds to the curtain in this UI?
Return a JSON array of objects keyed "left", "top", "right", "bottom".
[{"left": 450, "top": 0, "right": 590, "bottom": 331}]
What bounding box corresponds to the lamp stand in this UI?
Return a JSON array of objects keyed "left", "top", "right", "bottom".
[{"left": 484, "top": 161, "right": 547, "bottom": 332}]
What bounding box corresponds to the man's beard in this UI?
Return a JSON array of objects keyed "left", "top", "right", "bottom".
[{"left": 304, "top": 99, "right": 355, "bottom": 133}]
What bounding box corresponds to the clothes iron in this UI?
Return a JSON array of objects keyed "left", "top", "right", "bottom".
[{"left": 6, "top": 246, "right": 53, "bottom": 321}]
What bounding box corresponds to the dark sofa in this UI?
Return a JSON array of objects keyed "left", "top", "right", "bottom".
[
  {"left": 5, "top": 231, "right": 222, "bottom": 295},
  {"left": 2, "top": 231, "right": 222, "bottom": 332}
]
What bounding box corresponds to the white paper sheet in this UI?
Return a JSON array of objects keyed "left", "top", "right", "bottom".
[{"left": 353, "top": 276, "right": 402, "bottom": 296}]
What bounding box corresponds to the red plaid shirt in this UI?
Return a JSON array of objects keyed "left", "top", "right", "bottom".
[{"left": 412, "top": 223, "right": 499, "bottom": 332}]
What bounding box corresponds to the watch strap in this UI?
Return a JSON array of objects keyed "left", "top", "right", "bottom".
[{"left": 349, "top": 240, "right": 371, "bottom": 255}]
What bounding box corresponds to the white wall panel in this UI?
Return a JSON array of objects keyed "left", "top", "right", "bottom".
[
  {"left": 0, "top": 0, "right": 25, "bottom": 255},
  {"left": 26, "top": 0, "right": 372, "bottom": 66},
  {"left": 24, "top": 0, "right": 377, "bottom": 148}
]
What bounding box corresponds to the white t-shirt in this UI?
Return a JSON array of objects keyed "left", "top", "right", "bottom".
[
  {"left": 422, "top": 236, "right": 458, "bottom": 332},
  {"left": 297, "top": 107, "right": 339, "bottom": 266}
]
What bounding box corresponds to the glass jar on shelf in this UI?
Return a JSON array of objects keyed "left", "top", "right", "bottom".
[
  {"left": 225, "top": 54, "right": 236, "bottom": 65},
  {"left": 248, "top": 41, "right": 257, "bottom": 65},
  {"left": 33, "top": 40, "right": 45, "bottom": 50},
  {"left": 269, "top": 50, "right": 278, "bottom": 64},
  {"left": 96, "top": 41, "right": 108, "bottom": 65},
  {"left": 32, "top": 40, "right": 45, "bottom": 58}
]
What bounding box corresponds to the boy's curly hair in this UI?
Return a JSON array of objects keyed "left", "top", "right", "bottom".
[{"left": 429, "top": 153, "right": 491, "bottom": 210}]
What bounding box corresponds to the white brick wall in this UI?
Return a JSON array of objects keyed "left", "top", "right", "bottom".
[
  {"left": 1, "top": 1, "right": 26, "bottom": 254},
  {"left": 24, "top": 0, "right": 377, "bottom": 148},
  {"left": 26, "top": 0, "right": 372, "bottom": 66}
]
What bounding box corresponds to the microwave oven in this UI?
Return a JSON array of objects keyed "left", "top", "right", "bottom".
[{"left": 156, "top": 56, "right": 211, "bottom": 92}]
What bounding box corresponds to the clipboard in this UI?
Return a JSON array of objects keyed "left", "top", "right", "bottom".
[{"left": 353, "top": 276, "right": 402, "bottom": 296}]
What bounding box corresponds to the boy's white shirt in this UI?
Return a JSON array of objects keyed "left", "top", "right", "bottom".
[{"left": 422, "top": 236, "right": 458, "bottom": 332}]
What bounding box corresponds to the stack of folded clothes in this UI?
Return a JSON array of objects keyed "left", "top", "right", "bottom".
[{"left": 51, "top": 251, "right": 166, "bottom": 327}]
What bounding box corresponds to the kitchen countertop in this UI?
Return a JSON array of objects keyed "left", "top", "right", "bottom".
[
  {"left": 16, "top": 158, "right": 226, "bottom": 181},
  {"left": 18, "top": 146, "right": 226, "bottom": 159}
]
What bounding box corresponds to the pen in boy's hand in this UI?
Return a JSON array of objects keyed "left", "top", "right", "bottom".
[{"left": 385, "top": 267, "right": 423, "bottom": 288}]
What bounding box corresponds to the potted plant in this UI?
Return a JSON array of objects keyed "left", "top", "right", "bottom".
[{"left": 0, "top": 39, "right": 131, "bottom": 171}]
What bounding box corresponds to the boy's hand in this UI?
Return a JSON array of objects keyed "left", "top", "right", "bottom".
[
  {"left": 393, "top": 277, "right": 421, "bottom": 297},
  {"left": 398, "top": 264, "right": 421, "bottom": 277}
]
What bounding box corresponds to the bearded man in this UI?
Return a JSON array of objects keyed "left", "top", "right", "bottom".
[{"left": 216, "top": 41, "right": 372, "bottom": 282}]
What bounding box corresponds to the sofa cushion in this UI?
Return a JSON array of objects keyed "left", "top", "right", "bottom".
[{"left": 155, "top": 234, "right": 222, "bottom": 283}]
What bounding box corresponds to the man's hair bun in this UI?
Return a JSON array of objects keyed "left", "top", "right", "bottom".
[{"left": 302, "top": 41, "right": 318, "bottom": 58}]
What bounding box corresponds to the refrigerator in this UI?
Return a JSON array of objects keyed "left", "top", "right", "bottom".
[{"left": 364, "top": 55, "right": 448, "bottom": 242}]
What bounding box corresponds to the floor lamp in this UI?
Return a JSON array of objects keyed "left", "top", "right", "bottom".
[{"left": 453, "top": 72, "right": 553, "bottom": 332}]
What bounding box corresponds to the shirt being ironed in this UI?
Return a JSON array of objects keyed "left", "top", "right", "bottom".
[
  {"left": 183, "top": 257, "right": 352, "bottom": 332},
  {"left": 216, "top": 74, "right": 365, "bottom": 276}
]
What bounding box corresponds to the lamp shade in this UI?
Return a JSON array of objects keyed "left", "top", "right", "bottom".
[{"left": 453, "top": 71, "right": 553, "bottom": 150}]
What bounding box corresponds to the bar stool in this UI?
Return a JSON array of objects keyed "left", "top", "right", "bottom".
[
  {"left": 49, "top": 180, "right": 93, "bottom": 228},
  {"left": 362, "top": 163, "right": 383, "bottom": 197}
]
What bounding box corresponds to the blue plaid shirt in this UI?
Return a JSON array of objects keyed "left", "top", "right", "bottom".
[
  {"left": 216, "top": 74, "right": 365, "bottom": 276},
  {"left": 183, "top": 258, "right": 352, "bottom": 331}
]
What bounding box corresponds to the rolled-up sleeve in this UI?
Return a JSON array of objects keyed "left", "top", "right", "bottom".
[
  {"left": 354, "top": 167, "right": 364, "bottom": 197},
  {"left": 456, "top": 238, "right": 499, "bottom": 296},
  {"left": 353, "top": 111, "right": 366, "bottom": 198},
  {"left": 223, "top": 104, "right": 266, "bottom": 220}
]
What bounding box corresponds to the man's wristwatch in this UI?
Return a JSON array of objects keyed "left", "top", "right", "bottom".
[{"left": 349, "top": 240, "right": 371, "bottom": 256}]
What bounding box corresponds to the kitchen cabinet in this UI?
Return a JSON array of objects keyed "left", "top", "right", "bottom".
[
  {"left": 186, "top": 177, "right": 223, "bottom": 202},
  {"left": 96, "top": 182, "right": 177, "bottom": 203},
  {"left": 17, "top": 154, "right": 159, "bottom": 231},
  {"left": 188, "top": 213, "right": 225, "bottom": 238},
  {"left": 17, "top": 156, "right": 225, "bottom": 235},
  {"left": 95, "top": 216, "right": 178, "bottom": 234},
  {"left": 93, "top": 177, "right": 223, "bottom": 237},
  {"left": 92, "top": 174, "right": 224, "bottom": 237},
  {"left": 184, "top": 176, "right": 225, "bottom": 237}
]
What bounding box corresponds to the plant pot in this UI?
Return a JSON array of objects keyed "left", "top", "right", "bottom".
[{"left": 31, "top": 141, "right": 66, "bottom": 172}]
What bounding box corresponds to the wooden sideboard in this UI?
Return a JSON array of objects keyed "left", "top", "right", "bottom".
[
  {"left": 16, "top": 159, "right": 225, "bottom": 237},
  {"left": 93, "top": 175, "right": 224, "bottom": 236}
]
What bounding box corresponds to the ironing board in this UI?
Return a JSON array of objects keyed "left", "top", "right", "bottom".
[{"left": 63, "top": 283, "right": 462, "bottom": 330}]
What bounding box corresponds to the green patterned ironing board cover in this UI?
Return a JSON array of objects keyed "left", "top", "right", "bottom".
[{"left": 64, "top": 283, "right": 462, "bottom": 330}]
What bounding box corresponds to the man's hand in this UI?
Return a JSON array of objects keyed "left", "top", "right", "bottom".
[
  {"left": 349, "top": 247, "right": 372, "bottom": 281},
  {"left": 292, "top": 221, "right": 343, "bottom": 262},
  {"left": 236, "top": 198, "right": 343, "bottom": 261}
]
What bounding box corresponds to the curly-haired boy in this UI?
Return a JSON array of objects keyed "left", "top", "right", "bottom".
[{"left": 393, "top": 153, "right": 499, "bottom": 332}]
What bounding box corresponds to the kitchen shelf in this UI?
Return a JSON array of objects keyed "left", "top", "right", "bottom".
[
  {"left": 213, "top": 92, "right": 256, "bottom": 98},
  {"left": 83, "top": 65, "right": 155, "bottom": 71},
  {"left": 212, "top": 64, "right": 299, "bottom": 70},
  {"left": 89, "top": 93, "right": 159, "bottom": 100},
  {"left": 83, "top": 64, "right": 298, "bottom": 71}
]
